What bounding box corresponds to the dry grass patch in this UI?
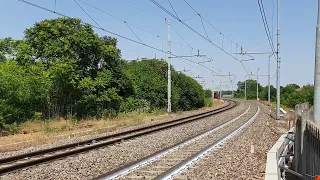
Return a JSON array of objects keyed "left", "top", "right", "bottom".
[{"left": 0, "top": 101, "right": 226, "bottom": 152}]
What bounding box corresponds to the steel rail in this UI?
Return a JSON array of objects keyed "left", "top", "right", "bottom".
[
  {"left": 94, "top": 104, "right": 252, "bottom": 180},
  {"left": 157, "top": 105, "right": 260, "bottom": 180},
  {"left": 0, "top": 99, "right": 237, "bottom": 175}
]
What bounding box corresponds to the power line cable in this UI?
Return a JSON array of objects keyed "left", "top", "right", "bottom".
[
  {"left": 75, "top": 0, "right": 143, "bottom": 43},
  {"left": 17, "top": 0, "right": 226, "bottom": 77},
  {"left": 199, "top": 16, "right": 210, "bottom": 41},
  {"left": 181, "top": 0, "right": 210, "bottom": 41},
  {"left": 170, "top": 24, "right": 191, "bottom": 49},
  {"left": 260, "top": 0, "right": 275, "bottom": 49},
  {"left": 167, "top": 0, "right": 179, "bottom": 19},
  {"left": 182, "top": 14, "right": 198, "bottom": 22},
  {"left": 149, "top": 0, "right": 252, "bottom": 77},
  {"left": 183, "top": 0, "right": 240, "bottom": 47},
  {"left": 149, "top": 0, "right": 211, "bottom": 42},
  {"left": 271, "top": 0, "right": 275, "bottom": 43},
  {"left": 77, "top": 0, "right": 190, "bottom": 49},
  {"left": 73, "top": 0, "right": 102, "bottom": 29},
  {"left": 115, "top": 0, "right": 224, "bottom": 74},
  {"left": 257, "top": 0, "right": 276, "bottom": 59},
  {"left": 124, "top": 22, "right": 143, "bottom": 43},
  {"left": 245, "top": 35, "right": 276, "bottom": 52}
]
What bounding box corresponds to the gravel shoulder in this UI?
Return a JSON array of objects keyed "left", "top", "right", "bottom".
[
  {"left": 174, "top": 102, "right": 286, "bottom": 180},
  {"left": 0, "top": 101, "right": 227, "bottom": 158},
  {"left": 0, "top": 100, "right": 225, "bottom": 153},
  {"left": 1, "top": 101, "right": 248, "bottom": 180}
]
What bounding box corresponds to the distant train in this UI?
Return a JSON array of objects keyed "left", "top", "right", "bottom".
[{"left": 214, "top": 92, "right": 221, "bottom": 99}]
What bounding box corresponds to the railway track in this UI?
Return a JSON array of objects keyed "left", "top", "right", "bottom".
[
  {"left": 0, "top": 99, "right": 237, "bottom": 175},
  {"left": 94, "top": 102, "right": 259, "bottom": 180}
]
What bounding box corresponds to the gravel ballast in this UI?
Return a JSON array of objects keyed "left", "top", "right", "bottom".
[
  {"left": 174, "top": 103, "right": 283, "bottom": 180},
  {"left": 118, "top": 103, "right": 258, "bottom": 179},
  {"left": 1, "top": 101, "right": 249, "bottom": 180},
  {"left": 0, "top": 101, "right": 228, "bottom": 158}
]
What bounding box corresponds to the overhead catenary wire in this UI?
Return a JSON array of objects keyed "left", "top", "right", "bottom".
[
  {"left": 115, "top": 0, "right": 225, "bottom": 75},
  {"left": 245, "top": 35, "right": 276, "bottom": 52},
  {"left": 271, "top": 0, "right": 275, "bottom": 43},
  {"left": 114, "top": 0, "right": 236, "bottom": 76},
  {"left": 75, "top": 0, "right": 143, "bottom": 44},
  {"left": 16, "top": 0, "right": 226, "bottom": 77},
  {"left": 124, "top": 22, "right": 143, "bottom": 43},
  {"left": 183, "top": 0, "right": 240, "bottom": 47},
  {"left": 199, "top": 16, "right": 210, "bottom": 41},
  {"left": 114, "top": 0, "right": 241, "bottom": 79},
  {"left": 82, "top": 0, "right": 226, "bottom": 77},
  {"left": 257, "top": 0, "right": 277, "bottom": 59},
  {"left": 260, "top": 0, "right": 275, "bottom": 51},
  {"left": 77, "top": 0, "right": 190, "bottom": 49},
  {"left": 73, "top": 0, "right": 103, "bottom": 29},
  {"left": 182, "top": 14, "right": 198, "bottom": 22},
  {"left": 148, "top": 0, "right": 252, "bottom": 77},
  {"left": 182, "top": 0, "right": 211, "bottom": 41},
  {"left": 167, "top": 0, "right": 179, "bottom": 19},
  {"left": 170, "top": 24, "right": 191, "bottom": 50}
]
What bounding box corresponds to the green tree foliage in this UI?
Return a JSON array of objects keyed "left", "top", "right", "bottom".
[
  {"left": 0, "top": 17, "right": 206, "bottom": 130},
  {"left": 122, "top": 59, "right": 205, "bottom": 111},
  {"left": 0, "top": 61, "right": 50, "bottom": 127},
  {"left": 234, "top": 79, "right": 262, "bottom": 99},
  {"left": 301, "top": 84, "right": 314, "bottom": 106},
  {"left": 172, "top": 72, "right": 205, "bottom": 110},
  {"left": 122, "top": 59, "right": 168, "bottom": 110},
  {"left": 205, "top": 89, "right": 213, "bottom": 98},
  {"left": 234, "top": 79, "right": 314, "bottom": 108}
]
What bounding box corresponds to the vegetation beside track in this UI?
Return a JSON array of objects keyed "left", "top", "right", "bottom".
[
  {"left": 233, "top": 80, "right": 314, "bottom": 108},
  {"left": 0, "top": 17, "right": 213, "bottom": 135}
]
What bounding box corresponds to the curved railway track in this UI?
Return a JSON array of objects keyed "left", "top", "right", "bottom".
[
  {"left": 0, "top": 99, "right": 238, "bottom": 175},
  {"left": 94, "top": 101, "right": 259, "bottom": 180}
]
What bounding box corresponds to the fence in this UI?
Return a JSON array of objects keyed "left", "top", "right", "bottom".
[
  {"left": 289, "top": 103, "right": 320, "bottom": 179},
  {"left": 293, "top": 116, "right": 320, "bottom": 179},
  {"left": 265, "top": 103, "right": 320, "bottom": 180}
]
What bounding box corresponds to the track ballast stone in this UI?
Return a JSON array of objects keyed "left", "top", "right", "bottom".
[
  {"left": 1, "top": 101, "right": 248, "bottom": 180},
  {"left": 174, "top": 103, "right": 282, "bottom": 180}
]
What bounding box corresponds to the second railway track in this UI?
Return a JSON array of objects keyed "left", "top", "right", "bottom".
[{"left": 0, "top": 99, "right": 237, "bottom": 175}]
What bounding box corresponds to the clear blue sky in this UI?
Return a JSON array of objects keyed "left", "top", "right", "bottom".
[{"left": 0, "top": 0, "right": 317, "bottom": 91}]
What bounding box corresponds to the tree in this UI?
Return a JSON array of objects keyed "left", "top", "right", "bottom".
[
  {"left": 301, "top": 84, "right": 314, "bottom": 106},
  {"left": 235, "top": 79, "right": 262, "bottom": 100},
  {"left": 173, "top": 72, "right": 205, "bottom": 110},
  {"left": 261, "top": 85, "right": 276, "bottom": 102},
  {"left": 0, "top": 61, "right": 51, "bottom": 125},
  {"left": 205, "top": 89, "right": 213, "bottom": 98},
  {"left": 122, "top": 59, "right": 205, "bottom": 111}
]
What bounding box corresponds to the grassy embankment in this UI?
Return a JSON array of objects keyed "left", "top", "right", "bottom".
[{"left": 0, "top": 98, "right": 223, "bottom": 152}]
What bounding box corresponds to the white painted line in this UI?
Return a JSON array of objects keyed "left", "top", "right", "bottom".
[
  {"left": 160, "top": 106, "right": 260, "bottom": 180},
  {"left": 100, "top": 106, "right": 251, "bottom": 180}
]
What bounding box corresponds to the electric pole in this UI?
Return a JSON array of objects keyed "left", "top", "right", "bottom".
[
  {"left": 250, "top": 72, "right": 269, "bottom": 102},
  {"left": 268, "top": 54, "right": 272, "bottom": 106},
  {"left": 235, "top": 51, "right": 273, "bottom": 105},
  {"left": 166, "top": 19, "right": 172, "bottom": 113},
  {"left": 213, "top": 72, "right": 235, "bottom": 99},
  {"left": 245, "top": 74, "right": 248, "bottom": 100},
  {"left": 257, "top": 68, "right": 260, "bottom": 101},
  {"left": 315, "top": 0, "right": 320, "bottom": 124},
  {"left": 276, "top": 0, "right": 281, "bottom": 120}
]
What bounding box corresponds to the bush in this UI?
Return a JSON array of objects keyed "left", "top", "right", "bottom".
[
  {"left": 120, "top": 97, "right": 151, "bottom": 113},
  {"left": 123, "top": 59, "right": 205, "bottom": 112},
  {"left": 205, "top": 89, "right": 213, "bottom": 98},
  {"left": 205, "top": 98, "right": 213, "bottom": 107}
]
